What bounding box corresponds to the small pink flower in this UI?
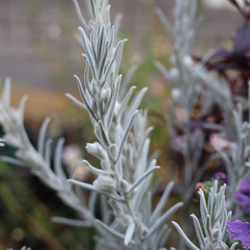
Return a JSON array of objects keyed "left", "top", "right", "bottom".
[
  {"left": 175, "top": 107, "right": 188, "bottom": 123},
  {"left": 209, "top": 133, "right": 233, "bottom": 150},
  {"left": 63, "top": 144, "right": 82, "bottom": 168},
  {"left": 196, "top": 183, "right": 205, "bottom": 191}
]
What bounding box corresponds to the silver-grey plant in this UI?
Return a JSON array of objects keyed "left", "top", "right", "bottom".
[
  {"left": 156, "top": 0, "right": 250, "bottom": 248},
  {"left": 172, "top": 181, "right": 238, "bottom": 250},
  {"left": 155, "top": 0, "right": 207, "bottom": 207},
  {"left": 2, "top": 0, "right": 248, "bottom": 249},
  {"left": 216, "top": 88, "right": 250, "bottom": 215},
  {"left": 0, "top": 0, "right": 182, "bottom": 249},
  {"left": 157, "top": 0, "right": 250, "bottom": 216},
  {"left": 155, "top": 0, "right": 234, "bottom": 205}
]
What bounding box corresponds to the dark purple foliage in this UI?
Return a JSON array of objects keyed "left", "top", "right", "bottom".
[{"left": 234, "top": 179, "right": 250, "bottom": 213}]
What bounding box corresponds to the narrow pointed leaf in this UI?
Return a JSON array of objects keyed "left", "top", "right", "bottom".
[
  {"left": 116, "top": 110, "right": 138, "bottom": 162},
  {"left": 54, "top": 138, "right": 66, "bottom": 179},
  {"left": 126, "top": 165, "right": 160, "bottom": 195},
  {"left": 65, "top": 93, "right": 87, "bottom": 110},
  {"left": 150, "top": 181, "right": 175, "bottom": 223},
  {"left": 52, "top": 217, "right": 92, "bottom": 228},
  {"left": 37, "top": 117, "right": 51, "bottom": 157},
  {"left": 172, "top": 221, "right": 200, "bottom": 250},
  {"left": 147, "top": 202, "right": 183, "bottom": 238},
  {"left": 124, "top": 222, "right": 136, "bottom": 246}
]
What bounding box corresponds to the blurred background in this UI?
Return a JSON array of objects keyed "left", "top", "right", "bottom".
[{"left": 0, "top": 0, "right": 244, "bottom": 249}]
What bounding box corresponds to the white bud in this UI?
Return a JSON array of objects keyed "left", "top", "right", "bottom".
[
  {"left": 101, "top": 160, "right": 110, "bottom": 170},
  {"left": 100, "top": 88, "right": 111, "bottom": 104},
  {"left": 120, "top": 179, "right": 131, "bottom": 192},
  {"left": 114, "top": 101, "right": 121, "bottom": 116},
  {"left": 171, "top": 88, "right": 183, "bottom": 102},
  {"left": 123, "top": 215, "right": 133, "bottom": 224},
  {"left": 183, "top": 55, "right": 193, "bottom": 67},
  {"left": 63, "top": 144, "right": 82, "bottom": 168},
  {"left": 93, "top": 175, "right": 116, "bottom": 193},
  {"left": 86, "top": 142, "right": 98, "bottom": 154},
  {"left": 169, "top": 68, "right": 179, "bottom": 82},
  {"left": 86, "top": 142, "right": 107, "bottom": 160}
]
